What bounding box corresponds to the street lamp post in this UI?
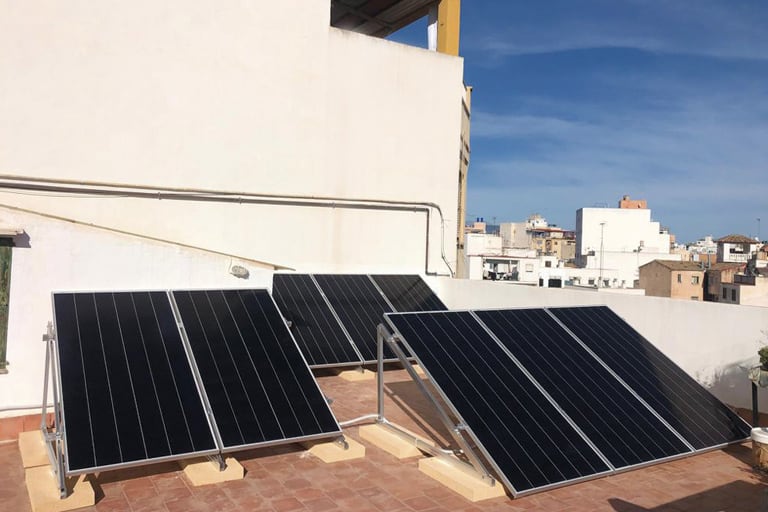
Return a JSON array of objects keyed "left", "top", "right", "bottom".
[{"left": 598, "top": 222, "right": 606, "bottom": 288}]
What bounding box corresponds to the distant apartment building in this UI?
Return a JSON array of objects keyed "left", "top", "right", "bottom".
[
  {"left": 462, "top": 229, "right": 557, "bottom": 283},
  {"left": 499, "top": 214, "right": 548, "bottom": 249},
  {"left": 575, "top": 197, "right": 679, "bottom": 288},
  {"left": 618, "top": 195, "right": 647, "bottom": 209},
  {"left": 705, "top": 262, "right": 745, "bottom": 302},
  {"left": 721, "top": 269, "right": 768, "bottom": 307},
  {"left": 716, "top": 235, "right": 761, "bottom": 263},
  {"left": 638, "top": 260, "right": 705, "bottom": 300},
  {"left": 499, "top": 214, "right": 576, "bottom": 261},
  {"left": 689, "top": 235, "right": 718, "bottom": 256}
]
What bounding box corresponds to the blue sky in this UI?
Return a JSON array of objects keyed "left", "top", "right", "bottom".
[{"left": 390, "top": 1, "right": 768, "bottom": 243}]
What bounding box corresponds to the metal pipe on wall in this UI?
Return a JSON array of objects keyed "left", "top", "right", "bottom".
[{"left": 0, "top": 174, "right": 455, "bottom": 276}]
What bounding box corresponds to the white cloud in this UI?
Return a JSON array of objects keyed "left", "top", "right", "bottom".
[
  {"left": 467, "top": 88, "right": 768, "bottom": 240},
  {"left": 466, "top": 1, "right": 768, "bottom": 61}
]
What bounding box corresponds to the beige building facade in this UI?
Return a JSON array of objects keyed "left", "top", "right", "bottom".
[{"left": 639, "top": 260, "right": 705, "bottom": 300}]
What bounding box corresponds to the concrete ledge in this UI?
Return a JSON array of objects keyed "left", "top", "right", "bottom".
[
  {"left": 304, "top": 437, "right": 365, "bottom": 463},
  {"left": 359, "top": 424, "right": 425, "bottom": 459},
  {"left": 25, "top": 465, "right": 94, "bottom": 512},
  {"left": 179, "top": 457, "right": 244, "bottom": 486},
  {"left": 418, "top": 457, "right": 506, "bottom": 502},
  {"left": 337, "top": 369, "right": 375, "bottom": 382},
  {"left": 19, "top": 430, "right": 50, "bottom": 468}
]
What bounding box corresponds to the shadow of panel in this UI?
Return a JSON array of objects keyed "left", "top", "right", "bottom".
[
  {"left": 609, "top": 480, "right": 768, "bottom": 512},
  {"left": 383, "top": 379, "right": 456, "bottom": 449}
]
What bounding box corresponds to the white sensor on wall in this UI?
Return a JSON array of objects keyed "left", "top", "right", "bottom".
[{"left": 230, "top": 265, "right": 249, "bottom": 279}]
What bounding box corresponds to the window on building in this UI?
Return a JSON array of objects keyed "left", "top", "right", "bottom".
[
  {"left": 588, "top": 278, "right": 595, "bottom": 285},
  {"left": 722, "top": 288, "right": 727, "bottom": 299},
  {"left": 677, "top": 273, "right": 682, "bottom": 283},
  {"left": 545, "top": 261, "right": 552, "bottom": 268},
  {"left": 690, "top": 296, "right": 699, "bottom": 301},
  {"left": 731, "top": 289, "right": 736, "bottom": 301},
  {"left": 691, "top": 275, "right": 700, "bottom": 285}
]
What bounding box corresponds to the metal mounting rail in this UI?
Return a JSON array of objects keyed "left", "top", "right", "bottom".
[
  {"left": 374, "top": 324, "right": 497, "bottom": 487},
  {"left": 41, "top": 322, "right": 67, "bottom": 498}
]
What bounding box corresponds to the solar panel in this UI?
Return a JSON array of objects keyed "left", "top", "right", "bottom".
[
  {"left": 313, "top": 275, "right": 396, "bottom": 362},
  {"left": 370, "top": 275, "right": 447, "bottom": 312},
  {"left": 385, "top": 311, "right": 612, "bottom": 496},
  {"left": 172, "top": 289, "right": 342, "bottom": 451},
  {"left": 272, "top": 274, "right": 362, "bottom": 367},
  {"left": 475, "top": 309, "right": 692, "bottom": 469},
  {"left": 548, "top": 306, "right": 751, "bottom": 450},
  {"left": 53, "top": 292, "right": 218, "bottom": 473}
]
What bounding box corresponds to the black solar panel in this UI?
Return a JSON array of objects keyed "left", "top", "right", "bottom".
[
  {"left": 385, "top": 311, "right": 612, "bottom": 496},
  {"left": 53, "top": 292, "right": 217, "bottom": 473},
  {"left": 272, "top": 274, "right": 362, "bottom": 367},
  {"left": 548, "top": 306, "right": 751, "bottom": 450},
  {"left": 476, "top": 309, "right": 691, "bottom": 469},
  {"left": 172, "top": 289, "right": 342, "bottom": 451},
  {"left": 313, "top": 275, "right": 396, "bottom": 362},
  {"left": 370, "top": 275, "right": 447, "bottom": 312}
]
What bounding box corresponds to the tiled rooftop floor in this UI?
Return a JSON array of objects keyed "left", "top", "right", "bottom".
[{"left": 2, "top": 368, "right": 767, "bottom": 512}]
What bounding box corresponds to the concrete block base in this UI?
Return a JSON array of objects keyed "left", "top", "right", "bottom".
[
  {"left": 179, "top": 457, "right": 244, "bottom": 486},
  {"left": 19, "top": 430, "right": 50, "bottom": 468},
  {"left": 359, "top": 424, "right": 425, "bottom": 459},
  {"left": 25, "top": 465, "right": 94, "bottom": 512},
  {"left": 337, "top": 369, "right": 376, "bottom": 382},
  {"left": 304, "top": 437, "right": 365, "bottom": 463},
  {"left": 418, "top": 457, "right": 506, "bottom": 502}
]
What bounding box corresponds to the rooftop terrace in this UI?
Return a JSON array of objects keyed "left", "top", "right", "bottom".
[{"left": 3, "top": 367, "right": 766, "bottom": 512}]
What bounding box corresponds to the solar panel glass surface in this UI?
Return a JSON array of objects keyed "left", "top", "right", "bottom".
[
  {"left": 548, "top": 306, "right": 751, "bottom": 450},
  {"left": 370, "top": 275, "right": 447, "bottom": 312},
  {"left": 476, "top": 309, "right": 691, "bottom": 469},
  {"left": 54, "top": 291, "right": 216, "bottom": 472},
  {"left": 313, "top": 275, "right": 395, "bottom": 362},
  {"left": 385, "top": 311, "right": 612, "bottom": 495},
  {"left": 172, "top": 289, "right": 341, "bottom": 450},
  {"left": 272, "top": 274, "right": 362, "bottom": 367}
]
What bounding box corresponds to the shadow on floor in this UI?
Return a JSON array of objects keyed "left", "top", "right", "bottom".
[
  {"left": 383, "top": 379, "right": 456, "bottom": 449},
  {"left": 608, "top": 480, "right": 768, "bottom": 512}
]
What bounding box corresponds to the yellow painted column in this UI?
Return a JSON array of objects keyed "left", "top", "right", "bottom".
[{"left": 437, "top": 0, "right": 461, "bottom": 56}]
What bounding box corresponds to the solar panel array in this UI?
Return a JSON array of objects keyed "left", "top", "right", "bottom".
[
  {"left": 385, "top": 306, "right": 751, "bottom": 497},
  {"left": 272, "top": 274, "right": 446, "bottom": 367},
  {"left": 549, "top": 306, "right": 750, "bottom": 450},
  {"left": 52, "top": 289, "right": 342, "bottom": 475}
]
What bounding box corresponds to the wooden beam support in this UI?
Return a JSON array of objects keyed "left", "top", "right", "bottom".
[{"left": 437, "top": 0, "right": 461, "bottom": 56}]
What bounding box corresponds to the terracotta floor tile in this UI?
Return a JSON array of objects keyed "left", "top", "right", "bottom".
[
  {"left": 272, "top": 496, "right": 306, "bottom": 511},
  {"left": 302, "top": 497, "right": 338, "bottom": 511},
  {"left": 402, "top": 495, "right": 440, "bottom": 510},
  {"left": 4, "top": 370, "right": 768, "bottom": 511}
]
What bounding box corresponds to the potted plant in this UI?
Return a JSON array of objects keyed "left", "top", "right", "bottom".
[{"left": 760, "top": 346, "right": 768, "bottom": 371}]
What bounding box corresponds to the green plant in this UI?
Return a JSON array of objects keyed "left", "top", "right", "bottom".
[{"left": 759, "top": 346, "right": 768, "bottom": 370}]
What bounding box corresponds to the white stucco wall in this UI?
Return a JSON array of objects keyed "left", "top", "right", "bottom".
[
  {"left": 576, "top": 208, "right": 671, "bottom": 258},
  {"left": 425, "top": 276, "right": 768, "bottom": 411},
  {"left": 0, "top": 207, "right": 277, "bottom": 416},
  {"left": 0, "top": 1, "right": 464, "bottom": 275},
  {"left": 580, "top": 251, "right": 683, "bottom": 286}
]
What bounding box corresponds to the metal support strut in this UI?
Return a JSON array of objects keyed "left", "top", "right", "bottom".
[
  {"left": 374, "top": 324, "right": 496, "bottom": 487},
  {"left": 208, "top": 453, "right": 228, "bottom": 472},
  {"left": 42, "top": 322, "right": 68, "bottom": 499}
]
